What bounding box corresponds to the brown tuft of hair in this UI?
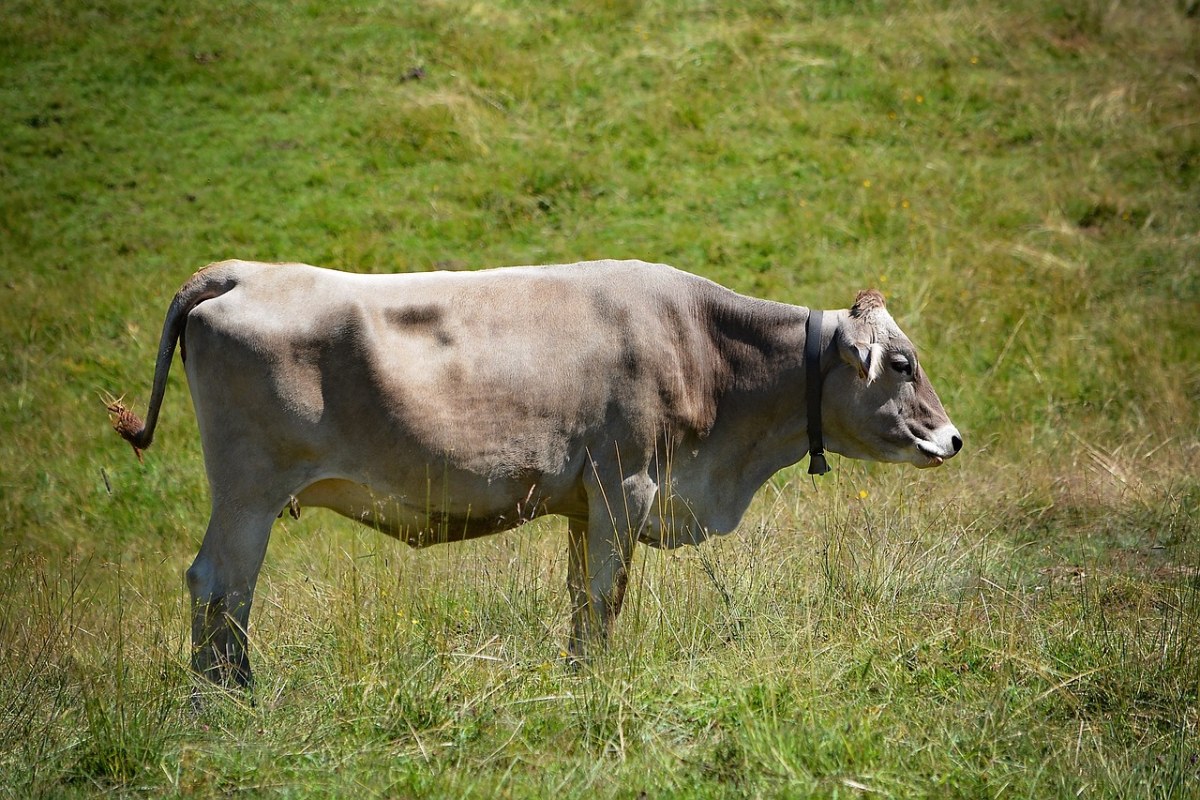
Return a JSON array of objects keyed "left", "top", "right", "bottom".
[
  {"left": 106, "top": 399, "right": 146, "bottom": 462},
  {"left": 850, "top": 289, "right": 887, "bottom": 318}
]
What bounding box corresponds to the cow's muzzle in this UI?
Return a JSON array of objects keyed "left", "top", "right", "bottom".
[{"left": 916, "top": 425, "right": 963, "bottom": 468}]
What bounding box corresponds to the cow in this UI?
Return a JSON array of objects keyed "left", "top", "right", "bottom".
[{"left": 109, "top": 259, "right": 962, "bottom": 687}]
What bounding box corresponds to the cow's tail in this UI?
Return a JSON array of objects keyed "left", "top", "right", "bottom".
[{"left": 107, "top": 262, "right": 240, "bottom": 461}]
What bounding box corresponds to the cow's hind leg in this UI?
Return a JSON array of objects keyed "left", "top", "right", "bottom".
[
  {"left": 186, "top": 494, "right": 278, "bottom": 689},
  {"left": 566, "top": 464, "right": 656, "bottom": 663}
]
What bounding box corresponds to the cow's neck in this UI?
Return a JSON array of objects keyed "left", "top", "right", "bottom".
[
  {"left": 668, "top": 297, "right": 833, "bottom": 533},
  {"left": 713, "top": 301, "right": 812, "bottom": 473}
]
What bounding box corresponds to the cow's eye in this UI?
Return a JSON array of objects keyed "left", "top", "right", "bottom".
[{"left": 891, "top": 357, "right": 914, "bottom": 378}]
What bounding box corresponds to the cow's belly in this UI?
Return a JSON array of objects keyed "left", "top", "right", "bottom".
[{"left": 296, "top": 476, "right": 584, "bottom": 547}]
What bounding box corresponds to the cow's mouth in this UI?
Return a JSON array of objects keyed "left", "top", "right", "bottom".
[{"left": 916, "top": 446, "right": 946, "bottom": 468}]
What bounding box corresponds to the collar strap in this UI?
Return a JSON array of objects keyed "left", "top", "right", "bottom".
[{"left": 806, "top": 310, "right": 831, "bottom": 475}]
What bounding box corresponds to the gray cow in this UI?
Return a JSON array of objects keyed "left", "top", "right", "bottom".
[{"left": 110, "top": 259, "right": 961, "bottom": 686}]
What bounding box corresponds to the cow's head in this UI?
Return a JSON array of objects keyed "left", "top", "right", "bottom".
[{"left": 821, "top": 290, "right": 962, "bottom": 468}]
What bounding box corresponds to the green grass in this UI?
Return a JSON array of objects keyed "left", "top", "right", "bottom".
[{"left": 2, "top": 0, "right": 1198, "bottom": 796}]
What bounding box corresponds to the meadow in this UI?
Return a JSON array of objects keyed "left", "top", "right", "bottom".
[{"left": 1, "top": 0, "right": 1198, "bottom": 796}]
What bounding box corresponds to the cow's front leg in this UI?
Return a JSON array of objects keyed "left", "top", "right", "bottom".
[
  {"left": 566, "top": 467, "right": 655, "bottom": 663},
  {"left": 186, "top": 499, "right": 276, "bottom": 691},
  {"left": 188, "top": 580, "right": 253, "bottom": 687}
]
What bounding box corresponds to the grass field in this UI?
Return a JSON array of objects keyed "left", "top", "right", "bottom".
[{"left": 2, "top": 0, "right": 1199, "bottom": 796}]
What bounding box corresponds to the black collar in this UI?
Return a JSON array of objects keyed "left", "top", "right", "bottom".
[{"left": 805, "top": 310, "right": 831, "bottom": 475}]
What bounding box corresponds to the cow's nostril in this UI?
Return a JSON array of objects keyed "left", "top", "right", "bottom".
[{"left": 951, "top": 434, "right": 963, "bottom": 453}]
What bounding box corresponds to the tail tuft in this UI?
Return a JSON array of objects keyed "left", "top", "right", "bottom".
[{"left": 106, "top": 397, "right": 146, "bottom": 462}]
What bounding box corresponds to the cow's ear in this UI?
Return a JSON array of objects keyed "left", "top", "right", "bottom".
[
  {"left": 841, "top": 291, "right": 888, "bottom": 382},
  {"left": 838, "top": 328, "right": 885, "bottom": 383},
  {"left": 853, "top": 343, "right": 886, "bottom": 383}
]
